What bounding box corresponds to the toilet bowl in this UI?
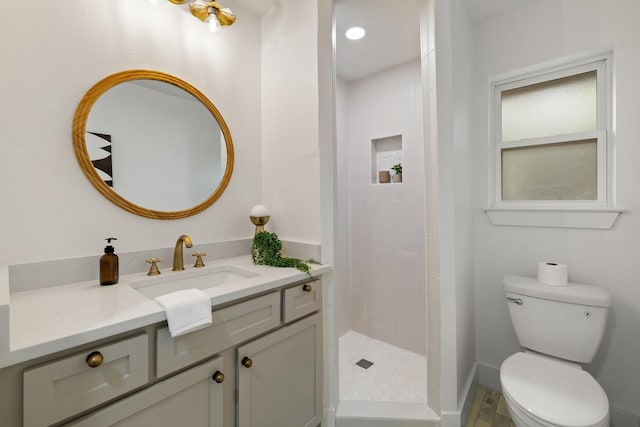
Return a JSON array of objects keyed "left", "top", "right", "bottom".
[
  {"left": 500, "top": 352, "right": 609, "bottom": 427},
  {"left": 500, "top": 276, "right": 612, "bottom": 427}
]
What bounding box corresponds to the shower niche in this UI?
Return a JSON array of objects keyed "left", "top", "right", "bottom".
[{"left": 371, "top": 135, "right": 403, "bottom": 184}]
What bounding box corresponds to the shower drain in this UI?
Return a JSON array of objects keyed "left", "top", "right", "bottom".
[{"left": 356, "top": 358, "right": 374, "bottom": 369}]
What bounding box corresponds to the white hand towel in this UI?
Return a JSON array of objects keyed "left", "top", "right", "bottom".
[{"left": 154, "top": 289, "right": 212, "bottom": 337}]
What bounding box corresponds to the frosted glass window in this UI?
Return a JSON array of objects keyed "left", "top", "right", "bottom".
[
  {"left": 501, "top": 71, "right": 597, "bottom": 142},
  {"left": 502, "top": 139, "right": 597, "bottom": 201}
]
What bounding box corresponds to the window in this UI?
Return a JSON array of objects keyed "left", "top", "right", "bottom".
[{"left": 486, "top": 54, "right": 621, "bottom": 229}]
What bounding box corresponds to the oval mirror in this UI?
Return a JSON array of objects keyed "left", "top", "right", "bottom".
[{"left": 73, "top": 70, "right": 234, "bottom": 219}]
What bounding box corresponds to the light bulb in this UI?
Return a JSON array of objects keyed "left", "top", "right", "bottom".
[
  {"left": 345, "top": 26, "right": 366, "bottom": 40},
  {"left": 250, "top": 205, "right": 270, "bottom": 217},
  {"left": 205, "top": 13, "right": 221, "bottom": 34}
]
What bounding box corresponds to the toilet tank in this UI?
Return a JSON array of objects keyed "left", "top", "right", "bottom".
[{"left": 503, "top": 276, "right": 611, "bottom": 364}]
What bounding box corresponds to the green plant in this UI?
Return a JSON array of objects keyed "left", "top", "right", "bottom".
[
  {"left": 251, "top": 231, "right": 320, "bottom": 277},
  {"left": 391, "top": 163, "right": 402, "bottom": 175}
]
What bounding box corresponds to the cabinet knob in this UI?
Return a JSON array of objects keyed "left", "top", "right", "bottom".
[
  {"left": 86, "top": 351, "right": 104, "bottom": 368},
  {"left": 241, "top": 357, "right": 253, "bottom": 368},
  {"left": 212, "top": 371, "right": 225, "bottom": 383},
  {"left": 302, "top": 283, "right": 313, "bottom": 292}
]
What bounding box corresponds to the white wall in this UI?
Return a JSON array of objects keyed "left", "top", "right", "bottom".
[
  {"left": 471, "top": 0, "right": 640, "bottom": 416},
  {"left": 0, "top": 0, "right": 262, "bottom": 265},
  {"left": 261, "top": 0, "right": 323, "bottom": 244},
  {"left": 431, "top": 0, "right": 477, "bottom": 420},
  {"left": 344, "top": 60, "right": 427, "bottom": 355},
  {"left": 335, "top": 77, "right": 350, "bottom": 337}
]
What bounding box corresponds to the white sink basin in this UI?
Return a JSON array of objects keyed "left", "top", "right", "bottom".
[{"left": 130, "top": 265, "right": 258, "bottom": 299}]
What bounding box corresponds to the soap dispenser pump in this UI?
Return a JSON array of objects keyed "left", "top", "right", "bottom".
[{"left": 100, "top": 237, "right": 119, "bottom": 286}]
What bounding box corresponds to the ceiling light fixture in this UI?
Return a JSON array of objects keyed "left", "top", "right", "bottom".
[
  {"left": 168, "top": 0, "right": 236, "bottom": 32},
  {"left": 345, "top": 26, "right": 366, "bottom": 40}
]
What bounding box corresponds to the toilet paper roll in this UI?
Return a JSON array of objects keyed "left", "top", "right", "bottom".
[{"left": 537, "top": 262, "right": 568, "bottom": 287}]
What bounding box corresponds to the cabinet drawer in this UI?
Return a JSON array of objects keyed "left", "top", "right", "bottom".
[
  {"left": 23, "top": 334, "right": 149, "bottom": 427},
  {"left": 156, "top": 291, "right": 281, "bottom": 377},
  {"left": 283, "top": 280, "right": 322, "bottom": 323}
]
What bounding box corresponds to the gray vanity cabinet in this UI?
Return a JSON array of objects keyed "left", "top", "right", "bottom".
[
  {"left": 15, "top": 278, "right": 323, "bottom": 427},
  {"left": 237, "top": 313, "right": 322, "bottom": 427}
]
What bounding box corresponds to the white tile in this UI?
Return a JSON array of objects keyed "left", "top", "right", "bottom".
[{"left": 339, "top": 331, "right": 427, "bottom": 403}]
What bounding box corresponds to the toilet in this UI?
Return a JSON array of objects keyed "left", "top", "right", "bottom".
[{"left": 500, "top": 275, "right": 611, "bottom": 427}]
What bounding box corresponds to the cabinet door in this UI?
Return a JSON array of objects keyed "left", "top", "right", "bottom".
[
  {"left": 237, "top": 313, "right": 322, "bottom": 427},
  {"left": 66, "top": 357, "right": 225, "bottom": 427}
]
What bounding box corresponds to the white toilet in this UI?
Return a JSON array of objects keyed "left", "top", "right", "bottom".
[{"left": 500, "top": 275, "right": 611, "bottom": 427}]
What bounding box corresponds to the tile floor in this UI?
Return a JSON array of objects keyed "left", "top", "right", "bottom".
[
  {"left": 465, "top": 385, "right": 515, "bottom": 427},
  {"left": 339, "top": 330, "right": 427, "bottom": 402}
]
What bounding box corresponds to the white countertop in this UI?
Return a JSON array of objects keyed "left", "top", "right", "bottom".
[{"left": 0, "top": 256, "right": 330, "bottom": 369}]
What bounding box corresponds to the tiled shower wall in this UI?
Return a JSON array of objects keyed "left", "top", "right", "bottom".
[
  {"left": 339, "top": 59, "right": 427, "bottom": 356},
  {"left": 422, "top": 0, "right": 442, "bottom": 414}
]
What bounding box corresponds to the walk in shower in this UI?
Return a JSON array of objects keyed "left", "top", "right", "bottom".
[{"left": 334, "top": 0, "right": 437, "bottom": 423}]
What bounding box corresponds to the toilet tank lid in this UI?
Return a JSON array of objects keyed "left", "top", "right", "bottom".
[{"left": 503, "top": 276, "right": 612, "bottom": 308}]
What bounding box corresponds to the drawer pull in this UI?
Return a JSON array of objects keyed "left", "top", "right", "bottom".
[
  {"left": 212, "top": 371, "right": 225, "bottom": 383},
  {"left": 302, "top": 284, "right": 313, "bottom": 292},
  {"left": 86, "top": 351, "right": 104, "bottom": 368},
  {"left": 241, "top": 357, "right": 253, "bottom": 368}
]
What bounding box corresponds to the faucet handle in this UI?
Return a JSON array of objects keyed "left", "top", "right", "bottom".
[
  {"left": 192, "top": 252, "right": 207, "bottom": 268},
  {"left": 145, "top": 258, "right": 162, "bottom": 276}
]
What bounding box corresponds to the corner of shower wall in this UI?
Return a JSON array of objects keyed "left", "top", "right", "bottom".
[{"left": 420, "top": 0, "right": 442, "bottom": 417}]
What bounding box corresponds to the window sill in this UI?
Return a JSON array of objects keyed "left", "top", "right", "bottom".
[{"left": 483, "top": 207, "right": 623, "bottom": 230}]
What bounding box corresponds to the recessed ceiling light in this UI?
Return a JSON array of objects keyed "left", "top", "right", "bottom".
[{"left": 345, "top": 26, "right": 366, "bottom": 40}]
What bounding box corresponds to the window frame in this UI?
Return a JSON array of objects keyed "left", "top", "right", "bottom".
[{"left": 489, "top": 54, "right": 613, "bottom": 211}]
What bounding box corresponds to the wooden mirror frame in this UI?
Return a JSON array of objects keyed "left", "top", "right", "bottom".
[{"left": 72, "top": 70, "right": 234, "bottom": 220}]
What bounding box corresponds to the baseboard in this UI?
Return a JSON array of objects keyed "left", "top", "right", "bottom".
[
  {"left": 459, "top": 362, "right": 479, "bottom": 425},
  {"left": 476, "top": 361, "right": 640, "bottom": 426},
  {"left": 440, "top": 362, "right": 479, "bottom": 427},
  {"left": 476, "top": 362, "right": 502, "bottom": 392}
]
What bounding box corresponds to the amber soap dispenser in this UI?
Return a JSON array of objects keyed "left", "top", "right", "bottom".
[{"left": 100, "top": 237, "right": 119, "bottom": 286}]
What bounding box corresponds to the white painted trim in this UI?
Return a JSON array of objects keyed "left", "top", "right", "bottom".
[
  {"left": 487, "top": 52, "right": 617, "bottom": 217},
  {"left": 484, "top": 208, "right": 623, "bottom": 229},
  {"left": 459, "top": 362, "right": 479, "bottom": 424}
]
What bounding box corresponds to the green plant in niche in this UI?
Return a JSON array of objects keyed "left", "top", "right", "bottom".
[
  {"left": 391, "top": 163, "right": 402, "bottom": 175},
  {"left": 251, "top": 231, "right": 321, "bottom": 277}
]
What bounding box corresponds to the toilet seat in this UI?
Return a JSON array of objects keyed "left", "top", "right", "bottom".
[{"left": 500, "top": 352, "right": 609, "bottom": 427}]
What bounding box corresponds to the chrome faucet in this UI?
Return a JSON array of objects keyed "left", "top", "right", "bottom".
[{"left": 172, "top": 235, "right": 193, "bottom": 271}]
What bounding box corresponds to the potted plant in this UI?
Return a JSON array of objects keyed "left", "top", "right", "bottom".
[
  {"left": 391, "top": 163, "right": 402, "bottom": 182},
  {"left": 251, "top": 231, "right": 320, "bottom": 277}
]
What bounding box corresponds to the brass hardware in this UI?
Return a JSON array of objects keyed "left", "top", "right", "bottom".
[
  {"left": 241, "top": 357, "right": 253, "bottom": 368},
  {"left": 173, "top": 235, "right": 193, "bottom": 271},
  {"left": 145, "top": 258, "right": 162, "bottom": 276},
  {"left": 249, "top": 215, "right": 270, "bottom": 235},
  {"left": 86, "top": 351, "right": 104, "bottom": 368},
  {"left": 212, "top": 371, "right": 225, "bottom": 383},
  {"left": 72, "top": 70, "right": 234, "bottom": 220},
  {"left": 302, "top": 283, "right": 313, "bottom": 292},
  {"left": 189, "top": 1, "right": 236, "bottom": 26},
  {"left": 192, "top": 252, "right": 207, "bottom": 268}
]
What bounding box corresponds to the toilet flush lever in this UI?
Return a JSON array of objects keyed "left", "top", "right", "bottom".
[{"left": 507, "top": 297, "right": 523, "bottom": 305}]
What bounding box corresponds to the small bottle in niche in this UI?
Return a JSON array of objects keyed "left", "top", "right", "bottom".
[{"left": 100, "top": 237, "right": 119, "bottom": 286}]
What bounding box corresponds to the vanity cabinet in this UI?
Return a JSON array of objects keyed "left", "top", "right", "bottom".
[
  {"left": 67, "top": 356, "right": 224, "bottom": 426},
  {"left": 237, "top": 313, "right": 322, "bottom": 427},
  {"left": 16, "top": 277, "right": 323, "bottom": 427}
]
